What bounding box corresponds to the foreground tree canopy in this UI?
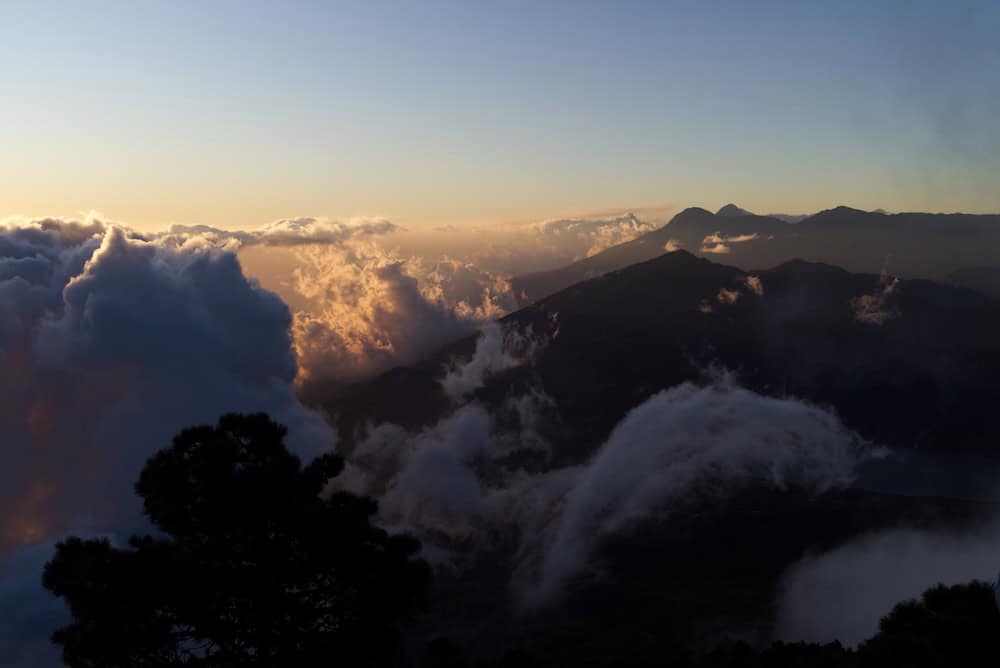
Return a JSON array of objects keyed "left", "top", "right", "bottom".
[{"left": 43, "top": 413, "right": 431, "bottom": 668}]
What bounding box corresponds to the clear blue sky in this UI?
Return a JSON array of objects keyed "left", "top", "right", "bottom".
[{"left": 2, "top": 0, "right": 998, "bottom": 228}]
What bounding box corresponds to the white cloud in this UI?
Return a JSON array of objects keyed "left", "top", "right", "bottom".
[
  {"left": 777, "top": 524, "right": 1000, "bottom": 646},
  {"left": 156, "top": 216, "right": 399, "bottom": 250},
  {"left": 440, "top": 321, "right": 555, "bottom": 401},
  {"left": 517, "top": 378, "right": 879, "bottom": 607},
  {"left": 852, "top": 270, "right": 901, "bottom": 325},
  {"left": 700, "top": 231, "right": 759, "bottom": 255},
  {"left": 744, "top": 275, "right": 764, "bottom": 295}
]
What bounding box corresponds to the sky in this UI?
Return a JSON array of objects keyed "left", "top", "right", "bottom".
[{"left": 2, "top": 0, "right": 998, "bottom": 230}]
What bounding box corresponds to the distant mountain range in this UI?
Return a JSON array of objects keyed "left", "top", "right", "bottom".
[{"left": 510, "top": 204, "right": 1000, "bottom": 303}]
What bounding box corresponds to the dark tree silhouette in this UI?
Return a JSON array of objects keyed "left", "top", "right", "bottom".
[
  {"left": 691, "top": 582, "right": 1000, "bottom": 668},
  {"left": 856, "top": 581, "right": 1000, "bottom": 668},
  {"left": 43, "top": 413, "right": 431, "bottom": 668},
  {"left": 420, "top": 637, "right": 468, "bottom": 668}
]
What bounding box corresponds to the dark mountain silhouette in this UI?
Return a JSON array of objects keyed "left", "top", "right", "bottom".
[
  {"left": 510, "top": 206, "right": 1000, "bottom": 304},
  {"left": 716, "top": 203, "right": 754, "bottom": 216},
  {"left": 945, "top": 265, "right": 1000, "bottom": 300},
  {"left": 330, "top": 250, "right": 1000, "bottom": 459},
  {"left": 766, "top": 212, "right": 809, "bottom": 223}
]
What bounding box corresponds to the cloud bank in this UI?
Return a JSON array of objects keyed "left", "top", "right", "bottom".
[
  {"left": 154, "top": 216, "right": 399, "bottom": 250},
  {"left": 0, "top": 216, "right": 335, "bottom": 666}
]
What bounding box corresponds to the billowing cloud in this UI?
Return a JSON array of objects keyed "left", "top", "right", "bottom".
[
  {"left": 329, "top": 350, "right": 881, "bottom": 612},
  {"left": 287, "top": 245, "right": 518, "bottom": 388},
  {"left": 419, "top": 257, "right": 518, "bottom": 321},
  {"left": 340, "top": 394, "right": 556, "bottom": 549},
  {"left": 5, "top": 214, "right": 525, "bottom": 398},
  {"left": 0, "top": 216, "right": 335, "bottom": 665},
  {"left": 440, "top": 320, "right": 555, "bottom": 401},
  {"left": 332, "top": 324, "right": 556, "bottom": 543},
  {"left": 516, "top": 378, "right": 878, "bottom": 607}
]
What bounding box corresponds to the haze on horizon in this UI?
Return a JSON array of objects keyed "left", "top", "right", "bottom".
[{"left": 2, "top": 0, "right": 999, "bottom": 230}]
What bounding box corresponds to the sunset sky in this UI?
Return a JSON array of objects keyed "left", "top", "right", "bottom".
[{"left": 2, "top": 0, "right": 998, "bottom": 229}]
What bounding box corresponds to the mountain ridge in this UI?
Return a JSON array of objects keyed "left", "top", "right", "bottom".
[
  {"left": 510, "top": 205, "right": 1000, "bottom": 303},
  {"left": 323, "top": 251, "right": 1000, "bottom": 460}
]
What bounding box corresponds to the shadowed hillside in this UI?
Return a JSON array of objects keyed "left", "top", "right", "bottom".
[{"left": 327, "top": 250, "right": 1000, "bottom": 460}]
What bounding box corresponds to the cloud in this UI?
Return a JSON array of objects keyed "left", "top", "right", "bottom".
[
  {"left": 3, "top": 207, "right": 673, "bottom": 399},
  {"left": 700, "top": 232, "right": 759, "bottom": 255},
  {"left": 378, "top": 405, "right": 494, "bottom": 540},
  {"left": 4, "top": 213, "right": 523, "bottom": 398},
  {"left": 335, "top": 364, "right": 879, "bottom": 611},
  {"left": 288, "top": 245, "right": 512, "bottom": 388},
  {"left": 852, "top": 269, "right": 901, "bottom": 325},
  {"left": 342, "top": 395, "right": 555, "bottom": 549},
  {"left": 152, "top": 216, "right": 527, "bottom": 390},
  {"left": 440, "top": 320, "right": 555, "bottom": 401},
  {"left": 419, "top": 257, "right": 518, "bottom": 321},
  {"left": 0, "top": 216, "right": 335, "bottom": 664},
  {"left": 517, "top": 377, "right": 878, "bottom": 607},
  {"left": 717, "top": 287, "right": 741, "bottom": 304},
  {"left": 517, "top": 212, "right": 659, "bottom": 262},
  {"left": 702, "top": 232, "right": 759, "bottom": 245},
  {"left": 156, "top": 216, "right": 399, "bottom": 250},
  {"left": 328, "top": 323, "right": 557, "bottom": 552},
  {"left": 776, "top": 523, "right": 1000, "bottom": 646},
  {"left": 715, "top": 275, "right": 765, "bottom": 304},
  {"left": 744, "top": 275, "right": 764, "bottom": 296}
]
